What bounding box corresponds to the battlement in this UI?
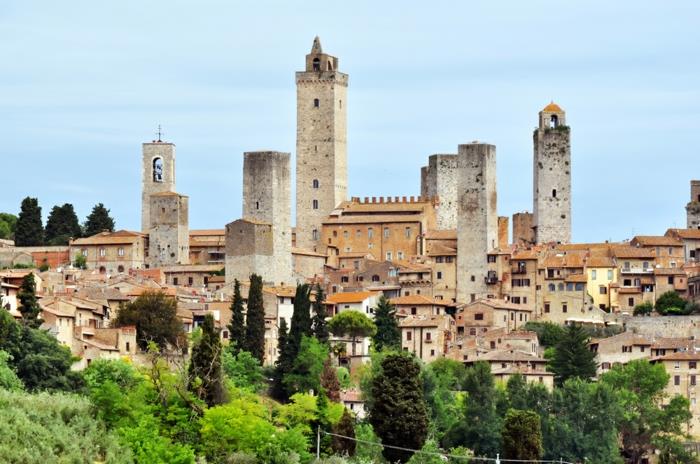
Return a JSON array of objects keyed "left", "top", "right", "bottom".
[{"left": 349, "top": 195, "right": 439, "bottom": 205}]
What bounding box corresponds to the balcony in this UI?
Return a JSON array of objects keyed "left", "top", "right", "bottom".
[
  {"left": 511, "top": 266, "right": 527, "bottom": 275},
  {"left": 620, "top": 267, "right": 653, "bottom": 274}
]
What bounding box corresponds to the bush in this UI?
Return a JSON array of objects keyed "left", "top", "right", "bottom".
[
  {"left": 655, "top": 291, "right": 687, "bottom": 315},
  {"left": 633, "top": 302, "right": 653, "bottom": 316}
]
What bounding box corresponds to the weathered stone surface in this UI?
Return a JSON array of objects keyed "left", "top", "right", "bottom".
[{"left": 421, "top": 154, "right": 458, "bottom": 230}]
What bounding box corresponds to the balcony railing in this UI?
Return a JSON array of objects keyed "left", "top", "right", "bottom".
[{"left": 620, "top": 267, "right": 653, "bottom": 274}]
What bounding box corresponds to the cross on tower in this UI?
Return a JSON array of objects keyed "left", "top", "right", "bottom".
[{"left": 156, "top": 124, "right": 163, "bottom": 142}]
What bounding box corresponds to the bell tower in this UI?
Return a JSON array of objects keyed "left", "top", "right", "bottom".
[
  {"left": 295, "top": 37, "right": 348, "bottom": 251},
  {"left": 141, "top": 134, "right": 176, "bottom": 233}
]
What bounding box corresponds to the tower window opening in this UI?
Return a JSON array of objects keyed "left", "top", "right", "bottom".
[
  {"left": 312, "top": 58, "right": 320, "bottom": 71},
  {"left": 153, "top": 157, "right": 164, "bottom": 182},
  {"left": 256, "top": 201, "right": 259, "bottom": 210},
  {"left": 552, "top": 189, "right": 557, "bottom": 198},
  {"left": 312, "top": 199, "right": 319, "bottom": 209},
  {"left": 549, "top": 115, "right": 558, "bottom": 128},
  {"left": 312, "top": 229, "right": 319, "bottom": 241},
  {"left": 312, "top": 179, "right": 319, "bottom": 189},
  {"left": 327, "top": 60, "right": 334, "bottom": 71},
  {"left": 313, "top": 98, "right": 320, "bottom": 108}
]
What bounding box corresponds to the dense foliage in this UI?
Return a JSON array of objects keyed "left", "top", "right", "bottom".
[
  {"left": 549, "top": 324, "right": 598, "bottom": 385},
  {"left": 113, "top": 291, "right": 184, "bottom": 350},
  {"left": 45, "top": 203, "right": 82, "bottom": 245},
  {"left": 83, "top": 202, "right": 115, "bottom": 236},
  {"left": 228, "top": 279, "right": 246, "bottom": 352},
  {"left": 243, "top": 274, "right": 266, "bottom": 362},
  {"left": 371, "top": 295, "right": 400, "bottom": 352},
  {"left": 15, "top": 197, "right": 44, "bottom": 246},
  {"left": 0, "top": 212, "right": 18, "bottom": 240},
  {"left": 187, "top": 314, "right": 226, "bottom": 406}
]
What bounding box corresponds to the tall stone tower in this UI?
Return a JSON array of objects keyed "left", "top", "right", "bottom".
[
  {"left": 295, "top": 37, "right": 348, "bottom": 251},
  {"left": 687, "top": 180, "right": 700, "bottom": 229},
  {"left": 457, "top": 142, "right": 498, "bottom": 303},
  {"left": 148, "top": 192, "right": 190, "bottom": 268},
  {"left": 421, "top": 154, "right": 458, "bottom": 230},
  {"left": 533, "top": 102, "right": 571, "bottom": 244},
  {"left": 225, "top": 151, "right": 293, "bottom": 286},
  {"left": 141, "top": 141, "right": 176, "bottom": 232}
]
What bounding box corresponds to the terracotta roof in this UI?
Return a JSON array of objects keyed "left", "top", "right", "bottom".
[
  {"left": 586, "top": 256, "right": 615, "bottom": 267},
  {"left": 465, "top": 298, "right": 532, "bottom": 312},
  {"left": 618, "top": 287, "right": 641, "bottom": 294},
  {"left": 189, "top": 229, "right": 225, "bottom": 237},
  {"left": 263, "top": 286, "right": 297, "bottom": 298},
  {"left": 470, "top": 349, "right": 547, "bottom": 363},
  {"left": 425, "top": 230, "right": 457, "bottom": 240},
  {"left": 127, "top": 287, "right": 177, "bottom": 297},
  {"left": 337, "top": 200, "right": 430, "bottom": 214},
  {"left": 160, "top": 265, "right": 223, "bottom": 273},
  {"left": 326, "top": 291, "right": 379, "bottom": 304},
  {"left": 611, "top": 246, "right": 655, "bottom": 259},
  {"left": 71, "top": 230, "right": 145, "bottom": 246},
  {"left": 512, "top": 250, "right": 539, "bottom": 260},
  {"left": 150, "top": 191, "right": 184, "bottom": 197},
  {"left": 323, "top": 215, "right": 423, "bottom": 225},
  {"left": 564, "top": 273, "right": 587, "bottom": 283},
  {"left": 340, "top": 389, "right": 363, "bottom": 403},
  {"left": 653, "top": 268, "right": 686, "bottom": 276},
  {"left": 666, "top": 228, "right": 700, "bottom": 240},
  {"left": 652, "top": 338, "right": 694, "bottom": 350},
  {"left": 653, "top": 350, "right": 700, "bottom": 362},
  {"left": 427, "top": 243, "right": 457, "bottom": 256},
  {"left": 631, "top": 236, "right": 683, "bottom": 247},
  {"left": 390, "top": 294, "right": 448, "bottom": 306},
  {"left": 292, "top": 247, "right": 327, "bottom": 258},
  {"left": 399, "top": 314, "right": 451, "bottom": 328},
  {"left": 492, "top": 366, "right": 553, "bottom": 377},
  {"left": 542, "top": 102, "right": 563, "bottom": 113}
]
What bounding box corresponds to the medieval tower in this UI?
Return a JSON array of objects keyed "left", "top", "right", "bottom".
[
  {"left": 148, "top": 192, "right": 190, "bottom": 267},
  {"left": 421, "top": 154, "right": 458, "bottom": 230},
  {"left": 533, "top": 102, "right": 572, "bottom": 244},
  {"left": 457, "top": 142, "right": 498, "bottom": 303},
  {"left": 687, "top": 180, "right": 700, "bottom": 229},
  {"left": 141, "top": 140, "right": 176, "bottom": 233},
  {"left": 225, "top": 151, "right": 293, "bottom": 286},
  {"left": 295, "top": 37, "right": 348, "bottom": 251}
]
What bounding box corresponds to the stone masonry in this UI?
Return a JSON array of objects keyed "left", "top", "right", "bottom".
[
  {"left": 457, "top": 142, "right": 498, "bottom": 303},
  {"left": 295, "top": 37, "right": 348, "bottom": 252},
  {"left": 687, "top": 180, "right": 700, "bottom": 229},
  {"left": 533, "top": 103, "right": 571, "bottom": 244},
  {"left": 148, "top": 192, "right": 190, "bottom": 268},
  {"left": 226, "top": 151, "right": 292, "bottom": 286},
  {"left": 421, "top": 154, "right": 458, "bottom": 230},
  {"left": 512, "top": 211, "right": 535, "bottom": 245},
  {"left": 141, "top": 141, "right": 176, "bottom": 233}
]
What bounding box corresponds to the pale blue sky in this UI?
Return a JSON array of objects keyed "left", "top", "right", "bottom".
[{"left": 1, "top": 1, "right": 698, "bottom": 242}]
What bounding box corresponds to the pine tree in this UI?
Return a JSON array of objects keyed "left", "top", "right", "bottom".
[
  {"left": 288, "top": 284, "right": 312, "bottom": 356},
  {"left": 227, "top": 279, "right": 246, "bottom": 353},
  {"left": 372, "top": 295, "right": 400, "bottom": 352},
  {"left": 84, "top": 203, "right": 115, "bottom": 237},
  {"left": 271, "top": 318, "right": 290, "bottom": 401},
  {"left": 18, "top": 273, "right": 42, "bottom": 328},
  {"left": 243, "top": 274, "right": 266, "bottom": 363},
  {"left": 370, "top": 353, "right": 428, "bottom": 463},
  {"left": 332, "top": 409, "right": 356, "bottom": 457},
  {"left": 45, "top": 203, "right": 82, "bottom": 245},
  {"left": 188, "top": 314, "right": 226, "bottom": 407},
  {"left": 14, "top": 197, "right": 43, "bottom": 246},
  {"left": 311, "top": 283, "right": 329, "bottom": 343},
  {"left": 550, "top": 324, "right": 598, "bottom": 386},
  {"left": 320, "top": 356, "right": 341, "bottom": 402}
]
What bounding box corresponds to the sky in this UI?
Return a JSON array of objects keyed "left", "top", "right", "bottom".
[{"left": 1, "top": 1, "right": 698, "bottom": 243}]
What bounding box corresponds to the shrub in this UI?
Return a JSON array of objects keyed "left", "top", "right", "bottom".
[
  {"left": 655, "top": 291, "right": 687, "bottom": 315},
  {"left": 633, "top": 302, "right": 653, "bottom": 316}
]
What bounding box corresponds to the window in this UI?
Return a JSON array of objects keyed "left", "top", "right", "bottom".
[
  {"left": 469, "top": 328, "right": 476, "bottom": 336},
  {"left": 436, "top": 271, "right": 442, "bottom": 280},
  {"left": 628, "top": 297, "right": 634, "bottom": 307},
  {"left": 430, "top": 349, "right": 435, "bottom": 356},
  {"left": 608, "top": 269, "right": 614, "bottom": 280},
  {"left": 548, "top": 283, "right": 556, "bottom": 292},
  {"left": 562, "top": 303, "right": 568, "bottom": 313},
  {"left": 692, "top": 375, "right": 697, "bottom": 387},
  {"left": 313, "top": 98, "right": 320, "bottom": 107},
  {"left": 674, "top": 375, "right": 681, "bottom": 386},
  {"left": 691, "top": 361, "right": 697, "bottom": 369},
  {"left": 668, "top": 276, "right": 674, "bottom": 284},
  {"left": 368, "top": 228, "right": 374, "bottom": 239},
  {"left": 558, "top": 283, "right": 565, "bottom": 291},
  {"left": 487, "top": 255, "right": 497, "bottom": 263},
  {"left": 118, "top": 247, "right": 125, "bottom": 257},
  {"left": 544, "top": 303, "right": 550, "bottom": 313},
  {"left": 312, "top": 179, "right": 319, "bottom": 188},
  {"left": 591, "top": 269, "right": 597, "bottom": 280},
  {"left": 99, "top": 248, "right": 106, "bottom": 257},
  {"left": 405, "top": 227, "right": 411, "bottom": 238},
  {"left": 153, "top": 157, "right": 164, "bottom": 182},
  {"left": 312, "top": 57, "right": 320, "bottom": 71},
  {"left": 624, "top": 261, "right": 630, "bottom": 270},
  {"left": 552, "top": 189, "right": 557, "bottom": 198},
  {"left": 512, "top": 297, "right": 521, "bottom": 304},
  {"left": 410, "top": 307, "right": 417, "bottom": 315},
  {"left": 600, "top": 286, "right": 607, "bottom": 295},
  {"left": 173, "top": 277, "right": 179, "bottom": 285},
  {"left": 575, "top": 283, "right": 585, "bottom": 291},
  {"left": 312, "top": 229, "right": 319, "bottom": 241},
  {"left": 425, "top": 332, "right": 432, "bottom": 341},
  {"left": 81, "top": 249, "right": 87, "bottom": 257},
  {"left": 475, "top": 313, "right": 484, "bottom": 321},
  {"left": 566, "top": 283, "right": 574, "bottom": 291},
  {"left": 312, "top": 199, "right": 319, "bottom": 209},
  {"left": 406, "top": 331, "right": 412, "bottom": 341},
  {"left": 384, "top": 227, "right": 390, "bottom": 238},
  {"left": 343, "top": 230, "right": 349, "bottom": 239},
  {"left": 341, "top": 276, "right": 349, "bottom": 283},
  {"left": 386, "top": 252, "right": 392, "bottom": 261},
  {"left": 188, "top": 277, "right": 193, "bottom": 286},
  {"left": 117, "top": 265, "right": 125, "bottom": 273},
  {"left": 675, "top": 361, "right": 680, "bottom": 369}
]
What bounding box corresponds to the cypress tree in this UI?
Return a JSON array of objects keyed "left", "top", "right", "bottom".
[
  {"left": 84, "top": 203, "right": 115, "bottom": 236},
  {"left": 18, "top": 273, "right": 42, "bottom": 328},
  {"left": 188, "top": 314, "right": 226, "bottom": 407},
  {"left": 14, "top": 197, "right": 43, "bottom": 246},
  {"left": 271, "top": 318, "right": 290, "bottom": 401},
  {"left": 227, "top": 279, "right": 246, "bottom": 353},
  {"left": 243, "top": 274, "right": 266, "bottom": 363},
  {"left": 550, "top": 324, "right": 598, "bottom": 386},
  {"left": 320, "top": 356, "right": 341, "bottom": 402},
  {"left": 45, "top": 203, "right": 82, "bottom": 245},
  {"left": 372, "top": 295, "right": 400, "bottom": 351},
  {"left": 311, "top": 283, "right": 329, "bottom": 343},
  {"left": 370, "top": 353, "right": 428, "bottom": 463},
  {"left": 288, "top": 283, "right": 312, "bottom": 357},
  {"left": 332, "top": 409, "right": 357, "bottom": 457}
]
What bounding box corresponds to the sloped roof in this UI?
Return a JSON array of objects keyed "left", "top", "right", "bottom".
[{"left": 326, "top": 291, "right": 379, "bottom": 304}]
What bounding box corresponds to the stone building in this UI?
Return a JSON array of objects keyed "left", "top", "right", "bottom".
[
  {"left": 533, "top": 102, "right": 571, "bottom": 244},
  {"left": 225, "top": 151, "right": 292, "bottom": 286},
  {"left": 686, "top": 180, "right": 700, "bottom": 229},
  {"left": 456, "top": 142, "right": 498, "bottom": 303},
  {"left": 148, "top": 192, "right": 190, "bottom": 268},
  {"left": 421, "top": 154, "right": 458, "bottom": 230},
  {"left": 295, "top": 37, "right": 348, "bottom": 251},
  {"left": 141, "top": 140, "right": 176, "bottom": 233},
  {"left": 70, "top": 230, "right": 147, "bottom": 274},
  {"left": 512, "top": 211, "right": 535, "bottom": 246}
]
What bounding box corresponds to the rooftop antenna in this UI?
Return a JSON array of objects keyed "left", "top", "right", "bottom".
[{"left": 156, "top": 124, "right": 163, "bottom": 142}]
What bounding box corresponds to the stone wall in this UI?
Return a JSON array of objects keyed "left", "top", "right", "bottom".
[
  {"left": 512, "top": 211, "right": 535, "bottom": 245},
  {"left": 421, "top": 154, "right": 458, "bottom": 230},
  {"left": 141, "top": 142, "right": 176, "bottom": 233},
  {"left": 457, "top": 143, "right": 498, "bottom": 303},
  {"left": 148, "top": 192, "right": 189, "bottom": 268},
  {"left": 687, "top": 180, "right": 700, "bottom": 229}
]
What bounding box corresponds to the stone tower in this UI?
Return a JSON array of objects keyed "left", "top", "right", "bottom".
[
  {"left": 226, "top": 151, "right": 292, "bottom": 286},
  {"left": 687, "top": 180, "right": 700, "bottom": 229},
  {"left": 295, "top": 37, "right": 348, "bottom": 251},
  {"left": 141, "top": 141, "right": 176, "bottom": 233},
  {"left": 421, "top": 154, "right": 458, "bottom": 230},
  {"left": 533, "top": 102, "right": 571, "bottom": 244},
  {"left": 148, "top": 192, "right": 190, "bottom": 268},
  {"left": 457, "top": 142, "right": 498, "bottom": 303}
]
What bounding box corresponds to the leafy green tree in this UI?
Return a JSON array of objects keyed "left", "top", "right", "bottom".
[
  {"left": 522, "top": 321, "right": 566, "bottom": 347},
  {"left": 188, "top": 314, "right": 226, "bottom": 407},
  {"left": 0, "top": 389, "right": 133, "bottom": 463},
  {"left": 73, "top": 252, "right": 87, "bottom": 269},
  {"left": 328, "top": 310, "right": 377, "bottom": 356},
  {"left": 549, "top": 324, "right": 597, "bottom": 385},
  {"left": 320, "top": 356, "right": 341, "bottom": 402},
  {"left": 311, "top": 283, "right": 329, "bottom": 343},
  {"left": 112, "top": 291, "right": 184, "bottom": 350},
  {"left": 222, "top": 349, "right": 265, "bottom": 393},
  {"left": 370, "top": 353, "right": 429, "bottom": 463},
  {"left": 243, "top": 274, "right": 266, "bottom": 363},
  {"left": 18, "top": 273, "right": 42, "bottom": 328},
  {"left": 423, "top": 358, "right": 465, "bottom": 440},
  {"left": 14, "top": 197, "right": 43, "bottom": 246},
  {"left": 228, "top": 279, "right": 246, "bottom": 353},
  {"left": 633, "top": 301, "right": 654, "bottom": 316},
  {"left": 44, "top": 203, "right": 81, "bottom": 245},
  {"left": 332, "top": 408, "right": 356, "bottom": 457},
  {"left": 0, "top": 213, "right": 17, "bottom": 240},
  {"left": 502, "top": 409, "right": 542, "bottom": 460},
  {"left": 0, "top": 350, "right": 23, "bottom": 391},
  {"left": 601, "top": 360, "right": 692, "bottom": 463},
  {"left": 284, "top": 335, "right": 329, "bottom": 395},
  {"left": 372, "top": 295, "right": 400, "bottom": 351},
  {"left": 444, "top": 361, "right": 501, "bottom": 457},
  {"left": 84, "top": 202, "right": 115, "bottom": 236},
  {"left": 655, "top": 291, "right": 688, "bottom": 315}
]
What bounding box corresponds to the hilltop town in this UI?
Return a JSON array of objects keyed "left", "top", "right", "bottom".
[{"left": 2, "top": 37, "right": 700, "bottom": 462}]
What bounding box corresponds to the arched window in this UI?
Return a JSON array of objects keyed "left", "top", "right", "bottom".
[
  {"left": 153, "top": 157, "right": 164, "bottom": 182},
  {"left": 312, "top": 179, "right": 319, "bottom": 189},
  {"left": 117, "top": 265, "right": 125, "bottom": 273},
  {"left": 312, "top": 199, "right": 319, "bottom": 209},
  {"left": 372, "top": 275, "right": 380, "bottom": 282},
  {"left": 558, "top": 283, "right": 565, "bottom": 291},
  {"left": 548, "top": 283, "right": 556, "bottom": 292},
  {"left": 312, "top": 229, "right": 319, "bottom": 241},
  {"left": 552, "top": 189, "right": 557, "bottom": 198},
  {"left": 312, "top": 58, "right": 320, "bottom": 71},
  {"left": 549, "top": 115, "right": 558, "bottom": 128},
  {"left": 99, "top": 266, "right": 107, "bottom": 274},
  {"left": 313, "top": 98, "right": 320, "bottom": 108}
]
